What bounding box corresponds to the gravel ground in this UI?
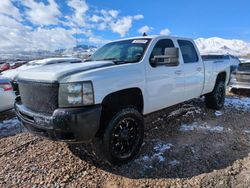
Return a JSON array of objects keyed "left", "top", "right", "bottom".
[{"left": 0, "top": 92, "right": 250, "bottom": 187}]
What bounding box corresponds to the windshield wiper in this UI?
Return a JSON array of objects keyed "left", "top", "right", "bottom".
[
  {"left": 97, "top": 58, "right": 125, "bottom": 65},
  {"left": 84, "top": 58, "right": 120, "bottom": 64},
  {"left": 87, "top": 58, "right": 134, "bottom": 65},
  {"left": 84, "top": 59, "right": 92, "bottom": 62}
]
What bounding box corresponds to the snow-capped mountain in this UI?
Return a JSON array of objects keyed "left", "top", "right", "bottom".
[{"left": 195, "top": 37, "right": 250, "bottom": 56}]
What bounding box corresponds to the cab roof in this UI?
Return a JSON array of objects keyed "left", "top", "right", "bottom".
[{"left": 112, "top": 35, "right": 194, "bottom": 43}]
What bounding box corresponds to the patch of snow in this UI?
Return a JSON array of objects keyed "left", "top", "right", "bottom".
[
  {"left": 225, "top": 97, "right": 250, "bottom": 112},
  {"left": 153, "top": 143, "right": 173, "bottom": 152},
  {"left": 0, "top": 117, "right": 20, "bottom": 129},
  {"left": 168, "top": 109, "right": 184, "bottom": 117},
  {"left": 169, "top": 160, "right": 180, "bottom": 166},
  {"left": 215, "top": 111, "right": 223, "bottom": 117},
  {"left": 168, "top": 106, "right": 201, "bottom": 119},
  {"left": 0, "top": 117, "right": 22, "bottom": 137},
  {"left": 152, "top": 143, "right": 173, "bottom": 162},
  {"left": 151, "top": 117, "right": 164, "bottom": 125},
  {"left": 156, "top": 155, "right": 166, "bottom": 162},
  {"left": 135, "top": 141, "right": 173, "bottom": 165},
  {"left": 243, "top": 130, "right": 250, "bottom": 134},
  {"left": 142, "top": 155, "right": 150, "bottom": 161},
  {"left": 179, "top": 122, "right": 224, "bottom": 133}
]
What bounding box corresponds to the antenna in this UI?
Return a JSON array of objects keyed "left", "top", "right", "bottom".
[{"left": 143, "top": 32, "right": 147, "bottom": 37}]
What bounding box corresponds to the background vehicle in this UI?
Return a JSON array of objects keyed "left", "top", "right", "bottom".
[
  {"left": 15, "top": 35, "right": 230, "bottom": 165},
  {"left": 229, "top": 61, "right": 250, "bottom": 91},
  {"left": 0, "top": 61, "right": 28, "bottom": 73},
  {"left": 0, "top": 63, "right": 10, "bottom": 72},
  {"left": 202, "top": 54, "right": 241, "bottom": 73},
  {"left": 3, "top": 57, "right": 82, "bottom": 81},
  {"left": 9, "top": 60, "right": 27, "bottom": 69},
  {"left": 0, "top": 76, "right": 15, "bottom": 112}
]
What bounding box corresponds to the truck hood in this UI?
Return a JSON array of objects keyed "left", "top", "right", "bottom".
[
  {"left": 2, "top": 64, "right": 41, "bottom": 80},
  {"left": 17, "top": 61, "right": 114, "bottom": 82}
]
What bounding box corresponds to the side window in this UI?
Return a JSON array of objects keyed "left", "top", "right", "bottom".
[
  {"left": 150, "top": 39, "right": 175, "bottom": 64},
  {"left": 178, "top": 40, "right": 199, "bottom": 63},
  {"left": 127, "top": 46, "right": 144, "bottom": 62}
]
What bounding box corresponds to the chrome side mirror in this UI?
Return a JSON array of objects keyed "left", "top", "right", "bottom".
[{"left": 152, "top": 47, "right": 179, "bottom": 66}]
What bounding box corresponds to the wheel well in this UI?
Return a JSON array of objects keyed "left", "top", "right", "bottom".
[
  {"left": 216, "top": 72, "right": 227, "bottom": 83},
  {"left": 96, "top": 88, "right": 143, "bottom": 136}
]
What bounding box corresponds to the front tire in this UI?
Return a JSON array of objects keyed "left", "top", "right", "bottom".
[
  {"left": 205, "top": 81, "right": 226, "bottom": 110},
  {"left": 94, "top": 108, "right": 144, "bottom": 165}
]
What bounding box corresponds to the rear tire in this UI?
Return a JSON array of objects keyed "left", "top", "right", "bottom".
[
  {"left": 93, "top": 107, "right": 144, "bottom": 165},
  {"left": 205, "top": 81, "right": 226, "bottom": 110}
]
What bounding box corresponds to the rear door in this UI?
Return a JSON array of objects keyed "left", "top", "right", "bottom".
[
  {"left": 145, "top": 38, "right": 185, "bottom": 113},
  {"left": 177, "top": 40, "right": 204, "bottom": 100}
]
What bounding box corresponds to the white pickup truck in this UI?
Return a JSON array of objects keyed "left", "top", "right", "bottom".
[{"left": 15, "top": 35, "right": 230, "bottom": 164}]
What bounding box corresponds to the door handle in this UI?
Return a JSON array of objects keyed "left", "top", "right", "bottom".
[
  {"left": 175, "top": 70, "right": 182, "bottom": 75},
  {"left": 197, "top": 67, "right": 202, "bottom": 72}
]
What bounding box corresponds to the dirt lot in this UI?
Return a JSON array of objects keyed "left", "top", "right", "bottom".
[{"left": 0, "top": 92, "right": 250, "bottom": 187}]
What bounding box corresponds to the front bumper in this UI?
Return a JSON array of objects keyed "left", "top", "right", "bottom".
[
  {"left": 15, "top": 102, "right": 102, "bottom": 143},
  {"left": 229, "top": 82, "right": 250, "bottom": 90}
]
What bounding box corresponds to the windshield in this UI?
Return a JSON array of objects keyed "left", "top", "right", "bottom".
[{"left": 89, "top": 38, "right": 151, "bottom": 63}]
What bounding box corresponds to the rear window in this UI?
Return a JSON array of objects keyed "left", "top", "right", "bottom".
[{"left": 178, "top": 40, "right": 199, "bottom": 63}]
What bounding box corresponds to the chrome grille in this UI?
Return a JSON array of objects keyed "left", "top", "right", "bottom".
[
  {"left": 236, "top": 74, "right": 250, "bottom": 83},
  {"left": 18, "top": 80, "right": 59, "bottom": 114}
]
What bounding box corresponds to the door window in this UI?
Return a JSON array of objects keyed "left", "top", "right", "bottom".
[
  {"left": 178, "top": 40, "right": 199, "bottom": 63},
  {"left": 150, "top": 39, "right": 175, "bottom": 65}
]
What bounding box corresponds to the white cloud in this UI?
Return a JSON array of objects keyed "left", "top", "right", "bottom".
[
  {"left": 89, "top": 10, "right": 144, "bottom": 37},
  {"left": 23, "top": 0, "right": 62, "bottom": 25},
  {"left": 30, "top": 28, "right": 76, "bottom": 50},
  {"left": 0, "top": 28, "right": 26, "bottom": 51},
  {"left": 108, "top": 10, "right": 119, "bottom": 18},
  {"left": 134, "top": 14, "right": 144, "bottom": 20},
  {"left": 99, "top": 9, "right": 115, "bottom": 22},
  {"left": 0, "top": 27, "right": 76, "bottom": 52},
  {"left": 67, "top": 0, "right": 89, "bottom": 26},
  {"left": 0, "top": 0, "right": 145, "bottom": 52},
  {"left": 160, "top": 28, "right": 171, "bottom": 35},
  {"left": 89, "top": 15, "right": 103, "bottom": 23},
  {"left": 88, "top": 36, "right": 111, "bottom": 44},
  {"left": 138, "top": 25, "right": 153, "bottom": 34},
  {"left": 89, "top": 10, "right": 113, "bottom": 24},
  {"left": 0, "top": 14, "right": 25, "bottom": 30},
  {"left": 98, "top": 22, "right": 107, "bottom": 30},
  {"left": 0, "top": 0, "right": 22, "bottom": 21},
  {"left": 110, "top": 16, "right": 133, "bottom": 37}
]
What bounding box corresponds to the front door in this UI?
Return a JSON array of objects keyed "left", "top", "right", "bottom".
[{"left": 145, "top": 39, "right": 185, "bottom": 114}]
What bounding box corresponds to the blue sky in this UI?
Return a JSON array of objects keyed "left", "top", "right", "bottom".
[
  {"left": 0, "top": 0, "right": 249, "bottom": 52},
  {"left": 89, "top": 0, "right": 250, "bottom": 40}
]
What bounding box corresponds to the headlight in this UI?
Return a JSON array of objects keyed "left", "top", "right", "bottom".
[{"left": 59, "top": 82, "right": 94, "bottom": 107}]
